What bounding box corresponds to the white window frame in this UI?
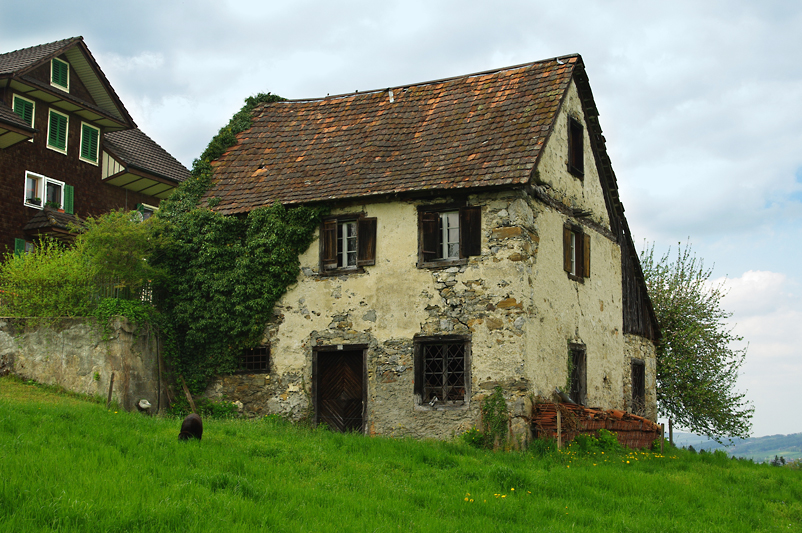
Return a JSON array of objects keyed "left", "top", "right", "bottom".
[
  {"left": 439, "top": 211, "right": 460, "bottom": 260},
  {"left": 79, "top": 122, "right": 100, "bottom": 165},
  {"left": 50, "top": 58, "right": 70, "bottom": 92},
  {"left": 337, "top": 220, "right": 358, "bottom": 268},
  {"left": 24, "top": 171, "right": 64, "bottom": 210},
  {"left": 47, "top": 108, "right": 69, "bottom": 155},
  {"left": 569, "top": 230, "right": 577, "bottom": 276}
]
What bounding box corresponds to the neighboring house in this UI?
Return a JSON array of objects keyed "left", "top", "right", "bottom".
[
  {"left": 0, "top": 37, "right": 189, "bottom": 252},
  {"left": 203, "top": 55, "right": 660, "bottom": 441}
]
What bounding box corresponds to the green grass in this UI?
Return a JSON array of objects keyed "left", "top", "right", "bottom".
[{"left": 1, "top": 377, "right": 800, "bottom": 532}]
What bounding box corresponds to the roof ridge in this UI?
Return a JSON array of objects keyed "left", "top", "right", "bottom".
[
  {"left": 0, "top": 36, "right": 82, "bottom": 60},
  {"left": 285, "top": 54, "right": 582, "bottom": 103}
]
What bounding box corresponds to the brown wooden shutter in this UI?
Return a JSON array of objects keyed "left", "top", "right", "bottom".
[
  {"left": 459, "top": 206, "right": 482, "bottom": 258},
  {"left": 583, "top": 233, "right": 591, "bottom": 278},
  {"left": 357, "top": 217, "right": 377, "bottom": 266},
  {"left": 563, "top": 226, "right": 572, "bottom": 273},
  {"left": 420, "top": 211, "right": 438, "bottom": 263},
  {"left": 321, "top": 220, "right": 337, "bottom": 268}
]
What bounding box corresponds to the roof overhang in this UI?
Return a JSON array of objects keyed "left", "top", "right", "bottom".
[
  {"left": 0, "top": 119, "right": 35, "bottom": 148},
  {"left": 103, "top": 165, "right": 178, "bottom": 199}
]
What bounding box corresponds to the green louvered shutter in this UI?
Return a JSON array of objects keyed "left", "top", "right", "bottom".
[
  {"left": 51, "top": 59, "right": 69, "bottom": 89},
  {"left": 64, "top": 185, "right": 74, "bottom": 214},
  {"left": 81, "top": 125, "right": 99, "bottom": 162},
  {"left": 13, "top": 97, "right": 34, "bottom": 127},
  {"left": 48, "top": 111, "right": 67, "bottom": 151},
  {"left": 14, "top": 238, "right": 26, "bottom": 255}
]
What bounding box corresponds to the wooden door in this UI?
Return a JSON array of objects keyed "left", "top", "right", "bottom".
[{"left": 316, "top": 350, "right": 364, "bottom": 432}]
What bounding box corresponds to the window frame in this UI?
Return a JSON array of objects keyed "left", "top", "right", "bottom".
[
  {"left": 567, "top": 116, "right": 584, "bottom": 178},
  {"left": 413, "top": 335, "right": 471, "bottom": 410},
  {"left": 569, "top": 343, "right": 587, "bottom": 406},
  {"left": 79, "top": 122, "right": 100, "bottom": 165},
  {"left": 319, "top": 213, "right": 376, "bottom": 275},
  {"left": 47, "top": 108, "right": 69, "bottom": 154},
  {"left": 417, "top": 204, "right": 481, "bottom": 268},
  {"left": 50, "top": 57, "right": 70, "bottom": 92},
  {"left": 563, "top": 224, "right": 590, "bottom": 281},
  {"left": 24, "top": 171, "right": 70, "bottom": 211}
]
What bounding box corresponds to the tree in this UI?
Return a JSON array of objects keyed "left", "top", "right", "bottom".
[{"left": 640, "top": 242, "right": 754, "bottom": 441}]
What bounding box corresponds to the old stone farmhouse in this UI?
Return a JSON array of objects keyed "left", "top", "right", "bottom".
[{"left": 202, "top": 55, "right": 660, "bottom": 441}]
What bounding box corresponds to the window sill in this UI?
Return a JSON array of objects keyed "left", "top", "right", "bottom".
[
  {"left": 46, "top": 144, "right": 67, "bottom": 155},
  {"left": 319, "top": 266, "right": 365, "bottom": 277},
  {"left": 417, "top": 258, "right": 468, "bottom": 269},
  {"left": 79, "top": 156, "right": 99, "bottom": 166},
  {"left": 567, "top": 273, "right": 585, "bottom": 283},
  {"left": 414, "top": 402, "right": 470, "bottom": 412}
]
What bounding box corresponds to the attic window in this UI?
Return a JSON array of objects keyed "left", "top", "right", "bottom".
[
  {"left": 51, "top": 58, "right": 70, "bottom": 91},
  {"left": 563, "top": 225, "right": 590, "bottom": 281},
  {"left": 567, "top": 117, "right": 584, "bottom": 177},
  {"left": 80, "top": 123, "right": 100, "bottom": 164}
]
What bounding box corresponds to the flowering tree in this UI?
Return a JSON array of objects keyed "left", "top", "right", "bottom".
[{"left": 640, "top": 243, "right": 754, "bottom": 441}]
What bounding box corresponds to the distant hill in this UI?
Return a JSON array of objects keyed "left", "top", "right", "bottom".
[{"left": 671, "top": 431, "right": 802, "bottom": 462}]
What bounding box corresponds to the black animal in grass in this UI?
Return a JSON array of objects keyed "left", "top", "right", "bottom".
[{"left": 178, "top": 413, "right": 203, "bottom": 441}]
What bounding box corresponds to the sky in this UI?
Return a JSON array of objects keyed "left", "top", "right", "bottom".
[{"left": 2, "top": 0, "right": 800, "bottom": 437}]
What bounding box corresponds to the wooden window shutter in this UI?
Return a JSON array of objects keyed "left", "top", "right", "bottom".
[
  {"left": 357, "top": 217, "right": 377, "bottom": 266},
  {"left": 81, "top": 125, "right": 99, "bottom": 162},
  {"left": 49, "top": 111, "right": 67, "bottom": 150},
  {"left": 64, "top": 185, "right": 75, "bottom": 215},
  {"left": 459, "top": 206, "right": 482, "bottom": 258},
  {"left": 321, "top": 220, "right": 337, "bottom": 268},
  {"left": 52, "top": 59, "right": 69, "bottom": 89},
  {"left": 420, "top": 211, "right": 439, "bottom": 263},
  {"left": 13, "top": 98, "right": 33, "bottom": 126},
  {"left": 14, "top": 238, "right": 26, "bottom": 255},
  {"left": 563, "top": 226, "right": 572, "bottom": 273},
  {"left": 583, "top": 233, "right": 591, "bottom": 278}
]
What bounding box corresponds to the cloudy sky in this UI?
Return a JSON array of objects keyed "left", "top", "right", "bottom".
[{"left": 3, "top": 0, "right": 800, "bottom": 437}]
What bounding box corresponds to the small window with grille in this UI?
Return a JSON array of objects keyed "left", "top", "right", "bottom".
[
  {"left": 414, "top": 336, "right": 470, "bottom": 407},
  {"left": 238, "top": 346, "right": 270, "bottom": 373}
]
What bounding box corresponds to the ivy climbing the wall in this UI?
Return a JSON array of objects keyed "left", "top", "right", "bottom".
[{"left": 152, "top": 93, "right": 326, "bottom": 392}]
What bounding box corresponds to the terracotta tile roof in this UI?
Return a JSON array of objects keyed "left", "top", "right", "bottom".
[
  {"left": 0, "top": 37, "right": 81, "bottom": 76},
  {"left": 0, "top": 100, "right": 34, "bottom": 131},
  {"left": 104, "top": 128, "right": 190, "bottom": 184},
  {"left": 205, "top": 55, "right": 580, "bottom": 215}
]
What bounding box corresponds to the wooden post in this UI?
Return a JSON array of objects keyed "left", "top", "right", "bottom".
[
  {"left": 178, "top": 375, "right": 197, "bottom": 414},
  {"left": 669, "top": 418, "right": 674, "bottom": 447},
  {"left": 556, "top": 407, "right": 562, "bottom": 450},
  {"left": 660, "top": 423, "right": 664, "bottom": 454},
  {"left": 106, "top": 372, "right": 115, "bottom": 409}
]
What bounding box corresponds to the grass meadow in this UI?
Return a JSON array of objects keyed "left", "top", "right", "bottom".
[{"left": 1, "top": 376, "right": 800, "bottom": 532}]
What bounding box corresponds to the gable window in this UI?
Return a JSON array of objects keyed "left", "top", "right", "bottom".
[
  {"left": 320, "top": 215, "right": 376, "bottom": 273},
  {"left": 80, "top": 123, "right": 100, "bottom": 164},
  {"left": 24, "top": 171, "right": 73, "bottom": 213},
  {"left": 12, "top": 94, "right": 35, "bottom": 128},
  {"left": 567, "top": 116, "right": 584, "bottom": 177},
  {"left": 51, "top": 58, "right": 69, "bottom": 91},
  {"left": 47, "top": 109, "right": 68, "bottom": 154},
  {"left": 414, "top": 336, "right": 470, "bottom": 408},
  {"left": 631, "top": 359, "right": 646, "bottom": 416},
  {"left": 238, "top": 346, "right": 270, "bottom": 373},
  {"left": 563, "top": 224, "right": 590, "bottom": 280},
  {"left": 569, "top": 343, "right": 587, "bottom": 406},
  {"left": 418, "top": 205, "right": 481, "bottom": 267}
]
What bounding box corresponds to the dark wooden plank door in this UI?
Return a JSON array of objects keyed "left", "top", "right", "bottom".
[{"left": 316, "top": 350, "right": 363, "bottom": 432}]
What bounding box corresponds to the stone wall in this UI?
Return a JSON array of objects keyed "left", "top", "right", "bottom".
[
  {"left": 623, "top": 334, "right": 658, "bottom": 421},
  {"left": 0, "top": 317, "right": 165, "bottom": 411}
]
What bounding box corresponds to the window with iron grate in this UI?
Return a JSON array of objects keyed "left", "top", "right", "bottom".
[
  {"left": 238, "top": 346, "right": 270, "bottom": 373},
  {"left": 414, "top": 336, "right": 470, "bottom": 407},
  {"left": 631, "top": 359, "right": 646, "bottom": 416}
]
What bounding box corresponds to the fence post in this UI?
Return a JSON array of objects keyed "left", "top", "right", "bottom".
[
  {"left": 660, "top": 423, "right": 664, "bottom": 454},
  {"left": 556, "top": 407, "right": 562, "bottom": 450},
  {"left": 669, "top": 418, "right": 673, "bottom": 447},
  {"left": 106, "top": 372, "right": 115, "bottom": 409}
]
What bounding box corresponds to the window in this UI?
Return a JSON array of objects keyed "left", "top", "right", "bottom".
[
  {"left": 567, "top": 116, "right": 584, "bottom": 177},
  {"left": 569, "top": 343, "right": 587, "bottom": 406},
  {"left": 47, "top": 109, "right": 68, "bottom": 153},
  {"left": 418, "top": 205, "right": 481, "bottom": 267},
  {"left": 320, "top": 215, "right": 376, "bottom": 273},
  {"left": 631, "top": 360, "right": 646, "bottom": 416},
  {"left": 12, "top": 95, "right": 35, "bottom": 128},
  {"left": 80, "top": 123, "right": 100, "bottom": 164},
  {"left": 24, "top": 171, "right": 73, "bottom": 213},
  {"left": 238, "top": 346, "right": 270, "bottom": 373},
  {"left": 563, "top": 225, "right": 590, "bottom": 280},
  {"left": 13, "top": 239, "right": 34, "bottom": 255},
  {"left": 51, "top": 58, "right": 69, "bottom": 91},
  {"left": 414, "top": 336, "right": 470, "bottom": 407},
  {"left": 135, "top": 203, "right": 157, "bottom": 221}
]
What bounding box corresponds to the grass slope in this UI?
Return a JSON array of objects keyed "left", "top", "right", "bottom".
[{"left": 1, "top": 377, "right": 800, "bottom": 532}]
